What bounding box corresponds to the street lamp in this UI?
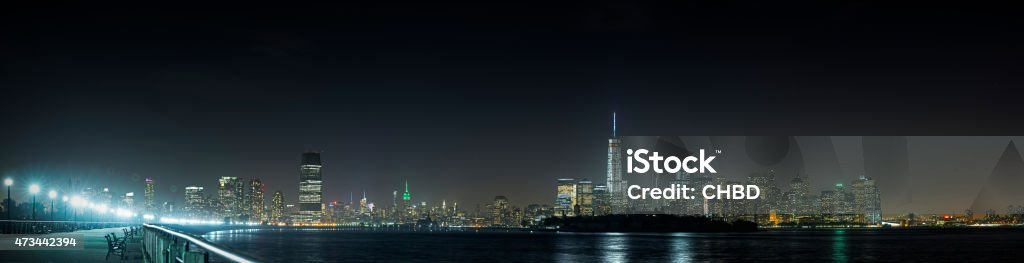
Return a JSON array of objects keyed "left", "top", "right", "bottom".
[
  {"left": 62, "top": 196, "right": 68, "bottom": 220},
  {"left": 4, "top": 178, "right": 11, "bottom": 220},
  {"left": 48, "top": 190, "right": 57, "bottom": 221},
  {"left": 29, "top": 184, "right": 39, "bottom": 220},
  {"left": 70, "top": 196, "right": 83, "bottom": 221}
]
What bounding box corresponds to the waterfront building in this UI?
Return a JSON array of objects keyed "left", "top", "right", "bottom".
[
  {"left": 144, "top": 178, "right": 156, "bottom": 214},
  {"left": 271, "top": 191, "right": 285, "bottom": 224},
  {"left": 101, "top": 188, "right": 113, "bottom": 207},
  {"left": 555, "top": 178, "right": 576, "bottom": 217},
  {"left": 298, "top": 152, "right": 324, "bottom": 223},
  {"left": 575, "top": 179, "right": 594, "bottom": 216},
  {"left": 747, "top": 171, "right": 781, "bottom": 216},
  {"left": 122, "top": 192, "right": 135, "bottom": 211},
  {"left": 359, "top": 191, "right": 368, "bottom": 215},
  {"left": 218, "top": 176, "right": 242, "bottom": 220},
  {"left": 606, "top": 112, "right": 627, "bottom": 213},
  {"left": 184, "top": 186, "right": 205, "bottom": 218},
  {"left": 492, "top": 196, "right": 508, "bottom": 226},
  {"left": 592, "top": 185, "right": 611, "bottom": 216},
  {"left": 784, "top": 174, "right": 813, "bottom": 215},
  {"left": 250, "top": 178, "right": 265, "bottom": 223},
  {"left": 852, "top": 175, "right": 882, "bottom": 224}
]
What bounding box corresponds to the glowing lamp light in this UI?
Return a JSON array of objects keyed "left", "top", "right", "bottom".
[
  {"left": 49, "top": 190, "right": 57, "bottom": 199},
  {"left": 29, "top": 184, "right": 40, "bottom": 194},
  {"left": 62, "top": 196, "right": 69, "bottom": 202},
  {"left": 3, "top": 178, "right": 11, "bottom": 186},
  {"left": 70, "top": 196, "right": 85, "bottom": 207}
]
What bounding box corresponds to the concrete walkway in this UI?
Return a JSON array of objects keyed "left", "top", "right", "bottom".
[{"left": 4, "top": 227, "right": 143, "bottom": 263}]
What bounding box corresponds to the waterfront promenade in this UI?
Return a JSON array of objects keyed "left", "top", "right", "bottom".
[{"left": 5, "top": 227, "right": 143, "bottom": 262}]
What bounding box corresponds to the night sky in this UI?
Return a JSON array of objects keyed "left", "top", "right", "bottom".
[{"left": 2, "top": 2, "right": 1022, "bottom": 208}]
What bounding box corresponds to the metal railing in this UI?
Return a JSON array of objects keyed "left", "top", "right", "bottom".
[
  {"left": 142, "top": 223, "right": 260, "bottom": 263},
  {"left": 0, "top": 220, "right": 136, "bottom": 234}
]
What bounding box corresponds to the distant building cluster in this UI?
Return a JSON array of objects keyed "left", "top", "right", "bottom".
[
  {"left": 177, "top": 153, "right": 314, "bottom": 225},
  {"left": 157, "top": 115, "right": 887, "bottom": 228},
  {"left": 550, "top": 113, "right": 886, "bottom": 226}
]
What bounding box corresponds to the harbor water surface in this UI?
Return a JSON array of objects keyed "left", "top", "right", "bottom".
[{"left": 203, "top": 228, "right": 1024, "bottom": 262}]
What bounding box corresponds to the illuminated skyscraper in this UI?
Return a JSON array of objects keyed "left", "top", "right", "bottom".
[
  {"left": 298, "top": 152, "right": 324, "bottom": 223},
  {"left": 250, "top": 178, "right": 265, "bottom": 223},
  {"left": 218, "top": 176, "right": 242, "bottom": 220},
  {"left": 852, "top": 176, "right": 881, "bottom": 224},
  {"left": 122, "top": 192, "right": 135, "bottom": 211},
  {"left": 271, "top": 191, "right": 285, "bottom": 224},
  {"left": 359, "top": 191, "right": 368, "bottom": 215},
  {"left": 747, "top": 172, "right": 780, "bottom": 215},
  {"left": 402, "top": 181, "right": 411, "bottom": 201},
  {"left": 397, "top": 181, "right": 412, "bottom": 222},
  {"left": 575, "top": 179, "right": 594, "bottom": 216},
  {"left": 835, "top": 183, "right": 853, "bottom": 215},
  {"left": 593, "top": 185, "right": 611, "bottom": 216},
  {"left": 184, "top": 186, "right": 205, "bottom": 218},
  {"left": 492, "top": 196, "right": 509, "bottom": 226},
  {"left": 402, "top": 180, "right": 411, "bottom": 207},
  {"left": 606, "top": 112, "right": 627, "bottom": 213},
  {"left": 144, "top": 178, "right": 155, "bottom": 213},
  {"left": 101, "top": 188, "right": 112, "bottom": 207},
  {"left": 785, "top": 174, "right": 813, "bottom": 215},
  {"left": 555, "top": 178, "right": 576, "bottom": 217}
]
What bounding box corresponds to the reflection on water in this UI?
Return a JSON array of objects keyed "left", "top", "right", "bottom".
[
  {"left": 833, "top": 230, "right": 847, "bottom": 263},
  {"left": 670, "top": 233, "right": 692, "bottom": 263},
  {"left": 202, "top": 228, "right": 1024, "bottom": 262},
  {"left": 600, "top": 234, "right": 628, "bottom": 263}
]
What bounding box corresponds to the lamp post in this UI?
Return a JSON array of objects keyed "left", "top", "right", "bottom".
[
  {"left": 48, "top": 190, "right": 57, "bottom": 221},
  {"left": 29, "top": 184, "right": 39, "bottom": 220},
  {"left": 3, "top": 178, "right": 11, "bottom": 220},
  {"left": 62, "top": 196, "right": 68, "bottom": 221},
  {"left": 70, "top": 196, "right": 81, "bottom": 222}
]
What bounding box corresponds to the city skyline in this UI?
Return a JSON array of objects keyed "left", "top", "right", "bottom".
[{"left": 5, "top": 136, "right": 1024, "bottom": 218}]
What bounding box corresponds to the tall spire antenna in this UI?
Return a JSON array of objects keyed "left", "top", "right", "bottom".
[{"left": 612, "top": 112, "right": 617, "bottom": 137}]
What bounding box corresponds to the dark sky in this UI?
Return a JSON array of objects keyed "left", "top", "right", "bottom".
[{"left": 2, "top": 1, "right": 1022, "bottom": 208}]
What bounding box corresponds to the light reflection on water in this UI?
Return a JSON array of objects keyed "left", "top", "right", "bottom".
[
  {"left": 201, "top": 228, "right": 1024, "bottom": 262},
  {"left": 833, "top": 230, "right": 847, "bottom": 263},
  {"left": 599, "top": 234, "right": 628, "bottom": 263},
  {"left": 670, "top": 233, "right": 692, "bottom": 263}
]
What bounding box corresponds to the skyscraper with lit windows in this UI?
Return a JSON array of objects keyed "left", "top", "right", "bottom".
[
  {"left": 575, "top": 179, "right": 594, "bottom": 216},
  {"left": 122, "top": 192, "right": 135, "bottom": 211},
  {"left": 250, "top": 178, "right": 265, "bottom": 223},
  {"left": 606, "top": 112, "right": 627, "bottom": 213},
  {"left": 271, "top": 191, "right": 285, "bottom": 224},
  {"left": 298, "top": 152, "right": 323, "bottom": 223},
  {"left": 144, "top": 178, "right": 155, "bottom": 214},
  {"left": 593, "top": 185, "right": 611, "bottom": 216},
  {"left": 852, "top": 176, "right": 882, "bottom": 224},
  {"left": 218, "top": 176, "right": 242, "bottom": 220},
  {"left": 555, "top": 178, "right": 576, "bottom": 217},
  {"left": 185, "top": 186, "right": 205, "bottom": 218},
  {"left": 492, "top": 196, "right": 508, "bottom": 226}
]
